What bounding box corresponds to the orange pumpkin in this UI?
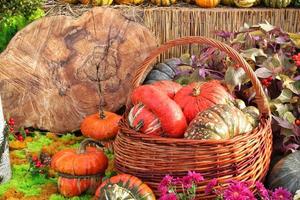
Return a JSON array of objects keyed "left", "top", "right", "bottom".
[
  {"left": 80, "top": 111, "right": 121, "bottom": 141},
  {"left": 58, "top": 177, "right": 101, "bottom": 197},
  {"left": 51, "top": 139, "right": 108, "bottom": 197},
  {"left": 51, "top": 139, "right": 108, "bottom": 176},
  {"left": 195, "top": 0, "right": 220, "bottom": 7},
  {"left": 95, "top": 174, "right": 156, "bottom": 199}
]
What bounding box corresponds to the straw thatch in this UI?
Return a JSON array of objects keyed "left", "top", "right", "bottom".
[{"left": 44, "top": 1, "right": 300, "bottom": 59}]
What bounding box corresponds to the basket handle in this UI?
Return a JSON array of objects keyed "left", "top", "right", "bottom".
[{"left": 130, "top": 36, "right": 270, "bottom": 117}]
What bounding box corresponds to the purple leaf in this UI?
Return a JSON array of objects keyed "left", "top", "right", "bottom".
[
  {"left": 215, "top": 30, "right": 233, "bottom": 39},
  {"left": 275, "top": 36, "right": 289, "bottom": 44},
  {"left": 198, "top": 68, "right": 206, "bottom": 79},
  {"left": 294, "top": 75, "right": 300, "bottom": 81},
  {"left": 272, "top": 115, "right": 294, "bottom": 129},
  {"left": 293, "top": 125, "right": 300, "bottom": 136}
]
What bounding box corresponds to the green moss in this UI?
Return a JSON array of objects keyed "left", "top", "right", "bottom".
[
  {"left": 26, "top": 134, "right": 53, "bottom": 153},
  {"left": 60, "top": 133, "right": 83, "bottom": 142},
  {"left": 49, "top": 194, "right": 93, "bottom": 200},
  {"left": 0, "top": 164, "right": 56, "bottom": 196},
  {"left": 13, "top": 150, "right": 26, "bottom": 159}
]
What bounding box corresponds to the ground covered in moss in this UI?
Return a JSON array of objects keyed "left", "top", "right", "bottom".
[{"left": 0, "top": 132, "right": 93, "bottom": 200}]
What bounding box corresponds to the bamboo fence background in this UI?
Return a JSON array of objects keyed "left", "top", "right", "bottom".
[{"left": 44, "top": 2, "right": 300, "bottom": 58}]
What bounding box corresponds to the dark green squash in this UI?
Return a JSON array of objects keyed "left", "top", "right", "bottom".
[
  {"left": 144, "top": 59, "right": 178, "bottom": 84},
  {"left": 267, "top": 151, "right": 300, "bottom": 194}
]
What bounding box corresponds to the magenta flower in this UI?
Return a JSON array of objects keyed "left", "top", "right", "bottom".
[
  {"left": 271, "top": 187, "right": 292, "bottom": 200},
  {"left": 159, "top": 193, "right": 178, "bottom": 200},
  {"left": 173, "top": 177, "right": 182, "bottom": 185},
  {"left": 205, "top": 178, "right": 218, "bottom": 195},
  {"left": 188, "top": 171, "right": 204, "bottom": 183},
  {"left": 255, "top": 181, "right": 270, "bottom": 200},
  {"left": 223, "top": 181, "right": 256, "bottom": 200},
  {"left": 182, "top": 175, "right": 193, "bottom": 189},
  {"left": 158, "top": 175, "right": 173, "bottom": 195}
]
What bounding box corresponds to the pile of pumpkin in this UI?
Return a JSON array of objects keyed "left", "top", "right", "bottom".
[
  {"left": 63, "top": 0, "right": 297, "bottom": 9},
  {"left": 128, "top": 79, "right": 259, "bottom": 140},
  {"left": 50, "top": 103, "right": 157, "bottom": 198}
]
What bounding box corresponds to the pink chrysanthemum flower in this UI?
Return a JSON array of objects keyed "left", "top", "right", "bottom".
[
  {"left": 205, "top": 178, "right": 218, "bottom": 195},
  {"left": 255, "top": 181, "right": 270, "bottom": 200},
  {"left": 223, "top": 181, "right": 256, "bottom": 200},
  {"left": 271, "top": 187, "right": 292, "bottom": 200},
  {"left": 182, "top": 175, "right": 193, "bottom": 189},
  {"left": 187, "top": 171, "right": 204, "bottom": 183},
  {"left": 158, "top": 175, "right": 173, "bottom": 195}
]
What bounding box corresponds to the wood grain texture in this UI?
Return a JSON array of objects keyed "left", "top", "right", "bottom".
[{"left": 0, "top": 7, "right": 157, "bottom": 133}]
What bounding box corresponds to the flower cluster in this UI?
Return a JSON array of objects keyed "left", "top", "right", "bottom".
[
  {"left": 159, "top": 173, "right": 293, "bottom": 200},
  {"left": 158, "top": 171, "right": 204, "bottom": 200},
  {"left": 205, "top": 179, "right": 292, "bottom": 200}
]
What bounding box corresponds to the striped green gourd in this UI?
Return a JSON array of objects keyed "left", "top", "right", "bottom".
[{"left": 264, "top": 0, "right": 291, "bottom": 7}]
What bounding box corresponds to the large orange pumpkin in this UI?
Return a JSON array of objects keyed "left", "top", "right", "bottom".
[
  {"left": 51, "top": 139, "right": 108, "bottom": 197},
  {"left": 80, "top": 111, "right": 121, "bottom": 141},
  {"left": 51, "top": 139, "right": 108, "bottom": 176},
  {"left": 195, "top": 0, "right": 220, "bottom": 7},
  {"left": 95, "top": 174, "right": 156, "bottom": 200},
  {"left": 174, "top": 80, "right": 234, "bottom": 123}
]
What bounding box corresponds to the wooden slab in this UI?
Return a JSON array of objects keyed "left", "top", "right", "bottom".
[{"left": 0, "top": 7, "right": 157, "bottom": 133}]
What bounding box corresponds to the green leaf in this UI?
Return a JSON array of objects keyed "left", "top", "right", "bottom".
[
  {"left": 288, "top": 32, "right": 300, "bottom": 48},
  {"left": 224, "top": 66, "right": 248, "bottom": 89},
  {"left": 240, "top": 48, "right": 267, "bottom": 62},
  {"left": 259, "top": 21, "right": 275, "bottom": 32},
  {"left": 278, "top": 75, "right": 300, "bottom": 95},
  {"left": 273, "top": 89, "right": 293, "bottom": 103},
  {"left": 282, "top": 111, "right": 296, "bottom": 124},
  {"left": 180, "top": 53, "right": 191, "bottom": 65},
  {"left": 272, "top": 103, "right": 289, "bottom": 117},
  {"left": 231, "top": 33, "right": 246, "bottom": 44}
]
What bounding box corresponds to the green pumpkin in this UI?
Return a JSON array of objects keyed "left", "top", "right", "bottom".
[
  {"left": 267, "top": 151, "right": 300, "bottom": 194},
  {"left": 263, "top": 0, "right": 291, "bottom": 7},
  {"left": 144, "top": 59, "right": 178, "bottom": 84},
  {"left": 184, "top": 104, "right": 258, "bottom": 140}
]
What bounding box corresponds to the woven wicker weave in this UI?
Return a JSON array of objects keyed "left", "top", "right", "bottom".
[{"left": 114, "top": 36, "right": 272, "bottom": 199}]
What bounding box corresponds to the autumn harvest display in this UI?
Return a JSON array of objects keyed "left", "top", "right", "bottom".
[{"left": 1, "top": 0, "right": 300, "bottom": 198}]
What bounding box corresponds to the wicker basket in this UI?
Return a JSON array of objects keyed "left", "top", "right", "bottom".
[{"left": 114, "top": 36, "right": 272, "bottom": 199}]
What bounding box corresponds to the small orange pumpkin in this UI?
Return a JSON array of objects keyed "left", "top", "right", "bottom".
[
  {"left": 80, "top": 110, "right": 121, "bottom": 141},
  {"left": 195, "top": 0, "right": 220, "bottom": 7}
]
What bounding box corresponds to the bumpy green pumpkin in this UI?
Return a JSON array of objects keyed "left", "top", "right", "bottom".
[
  {"left": 267, "top": 151, "right": 300, "bottom": 194},
  {"left": 184, "top": 104, "right": 259, "bottom": 140},
  {"left": 263, "top": 0, "right": 291, "bottom": 7},
  {"left": 144, "top": 59, "right": 178, "bottom": 84}
]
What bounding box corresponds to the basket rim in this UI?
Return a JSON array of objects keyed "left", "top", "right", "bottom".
[{"left": 118, "top": 116, "right": 271, "bottom": 145}]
